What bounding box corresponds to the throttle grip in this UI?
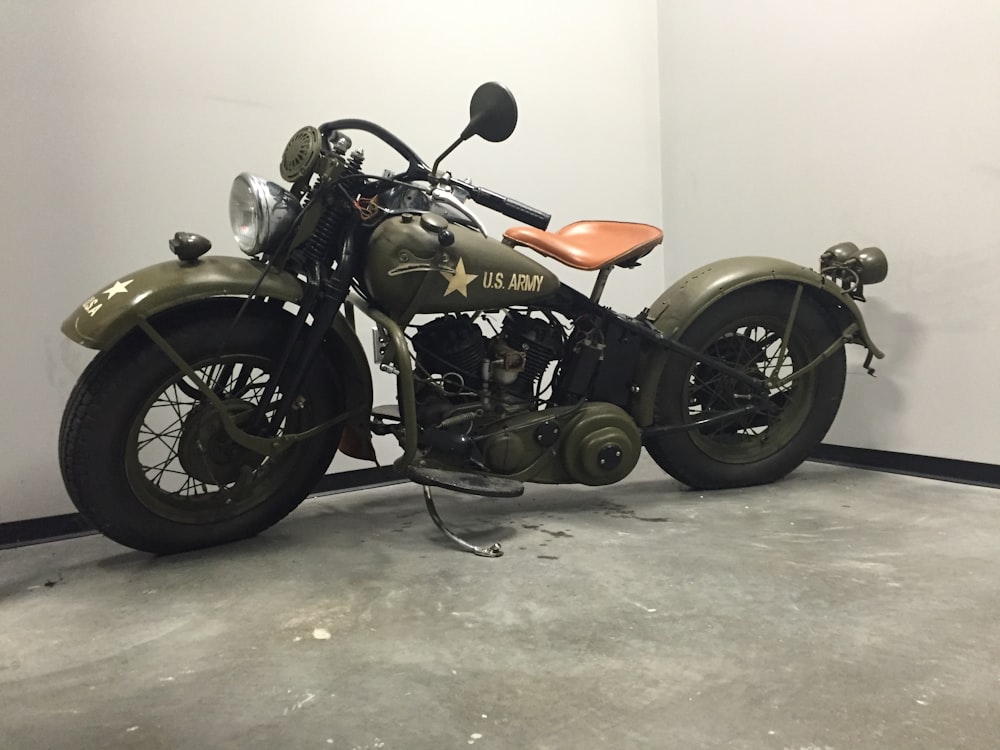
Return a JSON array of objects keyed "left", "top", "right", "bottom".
[
  {"left": 500, "top": 196, "right": 551, "bottom": 231},
  {"left": 469, "top": 185, "right": 551, "bottom": 231}
]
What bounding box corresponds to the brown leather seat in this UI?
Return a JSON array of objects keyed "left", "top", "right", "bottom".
[{"left": 504, "top": 221, "right": 663, "bottom": 271}]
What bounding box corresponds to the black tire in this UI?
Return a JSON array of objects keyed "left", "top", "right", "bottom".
[
  {"left": 59, "top": 300, "right": 345, "bottom": 553},
  {"left": 644, "top": 285, "right": 846, "bottom": 489}
]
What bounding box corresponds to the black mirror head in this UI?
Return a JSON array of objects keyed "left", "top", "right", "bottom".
[{"left": 461, "top": 82, "right": 518, "bottom": 143}]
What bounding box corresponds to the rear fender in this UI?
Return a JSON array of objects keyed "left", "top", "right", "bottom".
[
  {"left": 61, "top": 255, "right": 375, "bottom": 461},
  {"left": 631, "top": 256, "right": 883, "bottom": 427}
]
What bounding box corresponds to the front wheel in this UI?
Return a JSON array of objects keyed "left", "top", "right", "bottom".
[
  {"left": 59, "top": 301, "right": 346, "bottom": 553},
  {"left": 644, "top": 285, "right": 846, "bottom": 489}
]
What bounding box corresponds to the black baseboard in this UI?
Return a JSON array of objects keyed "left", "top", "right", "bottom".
[
  {"left": 0, "top": 513, "right": 97, "bottom": 550},
  {"left": 4, "top": 449, "right": 997, "bottom": 550},
  {"left": 311, "top": 466, "right": 403, "bottom": 495},
  {"left": 0, "top": 466, "right": 405, "bottom": 551},
  {"left": 810, "top": 444, "right": 1000, "bottom": 489}
]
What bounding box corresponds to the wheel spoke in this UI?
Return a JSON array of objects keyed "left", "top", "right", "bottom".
[
  {"left": 689, "top": 325, "right": 794, "bottom": 442},
  {"left": 136, "top": 430, "right": 182, "bottom": 452},
  {"left": 211, "top": 362, "right": 237, "bottom": 396},
  {"left": 685, "top": 326, "right": 786, "bottom": 437},
  {"left": 756, "top": 330, "right": 780, "bottom": 348},
  {"left": 178, "top": 475, "right": 196, "bottom": 496},
  {"left": 145, "top": 464, "right": 192, "bottom": 480},
  {"left": 140, "top": 407, "right": 185, "bottom": 429},
  {"left": 227, "top": 364, "right": 254, "bottom": 399},
  {"left": 157, "top": 384, "right": 191, "bottom": 424},
  {"left": 152, "top": 456, "right": 173, "bottom": 485},
  {"left": 733, "top": 331, "right": 751, "bottom": 365},
  {"left": 137, "top": 414, "right": 185, "bottom": 442},
  {"left": 175, "top": 378, "right": 202, "bottom": 400},
  {"left": 123, "top": 342, "right": 318, "bottom": 521},
  {"left": 232, "top": 364, "right": 271, "bottom": 400},
  {"left": 138, "top": 427, "right": 182, "bottom": 458},
  {"left": 201, "top": 363, "right": 220, "bottom": 391}
]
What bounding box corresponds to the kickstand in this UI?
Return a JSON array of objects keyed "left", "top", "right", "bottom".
[{"left": 422, "top": 485, "right": 503, "bottom": 558}]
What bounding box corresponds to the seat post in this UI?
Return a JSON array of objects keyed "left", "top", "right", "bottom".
[{"left": 590, "top": 266, "right": 613, "bottom": 303}]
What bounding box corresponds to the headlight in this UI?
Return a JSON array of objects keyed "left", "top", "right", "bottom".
[
  {"left": 819, "top": 242, "right": 888, "bottom": 301},
  {"left": 228, "top": 173, "right": 300, "bottom": 256},
  {"left": 854, "top": 246, "right": 888, "bottom": 285},
  {"left": 820, "top": 242, "right": 888, "bottom": 286}
]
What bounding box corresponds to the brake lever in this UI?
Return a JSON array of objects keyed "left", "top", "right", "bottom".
[{"left": 430, "top": 187, "right": 488, "bottom": 236}]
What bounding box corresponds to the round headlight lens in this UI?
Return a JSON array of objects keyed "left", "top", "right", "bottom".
[
  {"left": 229, "top": 175, "right": 259, "bottom": 254},
  {"left": 228, "top": 173, "right": 301, "bottom": 256}
]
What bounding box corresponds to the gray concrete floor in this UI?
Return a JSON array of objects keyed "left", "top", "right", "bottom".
[{"left": 1, "top": 458, "right": 999, "bottom": 749}]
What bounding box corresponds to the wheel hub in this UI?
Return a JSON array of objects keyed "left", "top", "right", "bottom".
[
  {"left": 692, "top": 333, "right": 767, "bottom": 419},
  {"left": 177, "top": 400, "right": 264, "bottom": 485}
]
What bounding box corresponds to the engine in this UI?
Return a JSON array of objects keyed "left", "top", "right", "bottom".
[
  {"left": 410, "top": 312, "right": 642, "bottom": 484},
  {"left": 493, "top": 311, "right": 563, "bottom": 400},
  {"left": 412, "top": 311, "right": 562, "bottom": 420},
  {"left": 412, "top": 314, "right": 486, "bottom": 394}
]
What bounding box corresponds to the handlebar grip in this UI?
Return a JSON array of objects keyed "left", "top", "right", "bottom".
[
  {"left": 500, "top": 196, "right": 552, "bottom": 231},
  {"left": 470, "top": 186, "right": 551, "bottom": 231}
]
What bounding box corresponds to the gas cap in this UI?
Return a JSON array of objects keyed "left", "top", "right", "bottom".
[{"left": 419, "top": 213, "right": 449, "bottom": 234}]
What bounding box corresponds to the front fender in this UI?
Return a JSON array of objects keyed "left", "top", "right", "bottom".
[
  {"left": 61, "top": 255, "right": 377, "bottom": 462},
  {"left": 632, "top": 256, "right": 883, "bottom": 426},
  {"left": 61, "top": 255, "right": 304, "bottom": 350}
]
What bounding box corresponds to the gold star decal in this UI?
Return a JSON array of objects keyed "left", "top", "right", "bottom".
[
  {"left": 440, "top": 258, "right": 478, "bottom": 297},
  {"left": 103, "top": 279, "right": 133, "bottom": 299}
]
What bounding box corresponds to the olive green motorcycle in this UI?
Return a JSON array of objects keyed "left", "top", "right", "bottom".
[{"left": 59, "top": 83, "right": 887, "bottom": 557}]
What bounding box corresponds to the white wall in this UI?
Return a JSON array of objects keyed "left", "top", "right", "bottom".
[
  {"left": 11, "top": 0, "right": 993, "bottom": 526},
  {"left": 0, "top": 0, "right": 662, "bottom": 522},
  {"left": 658, "top": 1, "right": 1000, "bottom": 463}
]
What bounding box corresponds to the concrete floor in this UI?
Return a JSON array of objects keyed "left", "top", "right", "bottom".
[{"left": 1, "top": 458, "right": 998, "bottom": 749}]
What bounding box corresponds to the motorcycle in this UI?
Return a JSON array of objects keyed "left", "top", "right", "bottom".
[{"left": 59, "top": 83, "right": 888, "bottom": 557}]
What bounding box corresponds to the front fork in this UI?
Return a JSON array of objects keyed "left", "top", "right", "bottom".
[
  {"left": 136, "top": 221, "right": 362, "bottom": 459},
  {"left": 134, "top": 317, "right": 353, "bottom": 458},
  {"left": 248, "top": 219, "right": 361, "bottom": 437},
  {"left": 248, "top": 280, "right": 341, "bottom": 436}
]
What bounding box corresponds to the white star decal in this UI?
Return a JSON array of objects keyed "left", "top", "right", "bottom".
[
  {"left": 440, "top": 258, "right": 478, "bottom": 297},
  {"left": 103, "top": 279, "right": 133, "bottom": 299}
]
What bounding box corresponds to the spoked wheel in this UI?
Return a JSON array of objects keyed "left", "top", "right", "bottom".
[
  {"left": 645, "top": 285, "right": 846, "bottom": 489},
  {"left": 128, "top": 357, "right": 299, "bottom": 524},
  {"left": 59, "top": 301, "right": 345, "bottom": 553}
]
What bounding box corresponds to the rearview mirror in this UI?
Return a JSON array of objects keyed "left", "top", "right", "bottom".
[
  {"left": 431, "top": 83, "right": 519, "bottom": 179},
  {"left": 460, "top": 82, "right": 518, "bottom": 143}
]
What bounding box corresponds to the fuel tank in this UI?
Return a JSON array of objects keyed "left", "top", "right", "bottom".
[{"left": 364, "top": 213, "right": 559, "bottom": 322}]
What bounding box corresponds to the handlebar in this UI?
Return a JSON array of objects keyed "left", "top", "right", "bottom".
[
  {"left": 317, "top": 119, "right": 551, "bottom": 232},
  {"left": 454, "top": 181, "right": 551, "bottom": 231},
  {"left": 318, "top": 118, "right": 431, "bottom": 178}
]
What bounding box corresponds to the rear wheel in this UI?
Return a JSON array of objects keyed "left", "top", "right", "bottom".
[
  {"left": 644, "top": 285, "right": 846, "bottom": 489},
  {"left": 59, "top": 302, "right": 345, "bottom": 553}
]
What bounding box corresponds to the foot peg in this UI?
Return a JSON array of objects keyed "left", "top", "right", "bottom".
[{"left": 407, "top": 466, "right": 524, "bottom": 498}]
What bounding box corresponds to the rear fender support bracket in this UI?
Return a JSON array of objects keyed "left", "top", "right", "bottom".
[{"left": 631, "top": 257, "right": 884, "bottom": 427}]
